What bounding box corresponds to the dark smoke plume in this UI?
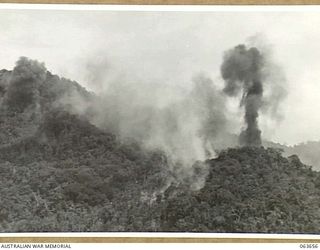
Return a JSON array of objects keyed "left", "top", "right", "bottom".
[
  {"left": 5, "top": 57, "right": 47, "bottom": 112},
  {"left": 221, "top": 44, "right": 264, "bottom": 146}
]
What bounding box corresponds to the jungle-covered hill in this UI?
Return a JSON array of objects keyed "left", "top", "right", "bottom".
[{"left": 1, "top": 58, "right": 320, "bottom": 233}]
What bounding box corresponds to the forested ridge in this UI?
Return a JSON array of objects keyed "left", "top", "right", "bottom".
[{"left": 1, "top": 58, "right": 320, "bottom": 233}]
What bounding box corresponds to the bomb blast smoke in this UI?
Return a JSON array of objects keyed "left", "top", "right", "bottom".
[
  {"left": 221, "top": 44, "right": 264, "bottom": 146},
  {"left": 5, "top": 57, "right": 47, "bottom": 112}
]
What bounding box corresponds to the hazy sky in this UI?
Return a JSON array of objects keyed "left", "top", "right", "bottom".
[{"left": 1, "top": 6, "right": 320, "bottom": 145}]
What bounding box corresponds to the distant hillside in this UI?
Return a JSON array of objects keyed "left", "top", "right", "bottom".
[
  {"left": 263, "top": 140, "right": 320, "bottom": 171},
  {"left": 1, "top": 58, "right": 320, "bottom": 233},
  {"left": 212, "top": 134, "right": 320, "bottom": 171},
  {"left": 285, "top": 142, "right": 320, "bottom": 171}
]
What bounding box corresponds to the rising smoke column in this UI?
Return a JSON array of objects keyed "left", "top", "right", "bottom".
[{"left": 221, "top": 44, "right": 264, "bottom": 146}]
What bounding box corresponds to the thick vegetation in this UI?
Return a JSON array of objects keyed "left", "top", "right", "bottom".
[
  {"left": 1, "top": 60, "right": 320, "bottom": 233},
  {"left": 161, "top": 147, "right": 320, "bottom": 233}
]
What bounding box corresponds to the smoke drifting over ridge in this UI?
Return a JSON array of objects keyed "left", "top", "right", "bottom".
[
  {"left": 0, "top": 39, "right": 287, "bottom": 189},
  {"left": 0, "top": 57, "right": 230, "bottom": 190},
  {"left": 84, "top": 72, "right": 229, "bottom": 190}
]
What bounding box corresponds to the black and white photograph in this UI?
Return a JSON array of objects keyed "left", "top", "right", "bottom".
[{"left": 0, "top": 5, "right": 320, "bottom": 234}]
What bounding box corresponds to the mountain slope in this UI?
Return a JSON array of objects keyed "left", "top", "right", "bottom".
[
  {"left": 0, "top": 109, "right": 169, "bottom": 232},
  {"left": 161, "top": 147, "right": 320, "bottom": 233},
  {"left": 1, "top": 58, "right": 320, "bottom": 233}
]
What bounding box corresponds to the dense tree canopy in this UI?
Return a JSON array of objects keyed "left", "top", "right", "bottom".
[{"left": 0, "top": 65, "right": 320, "bottom": 233}]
